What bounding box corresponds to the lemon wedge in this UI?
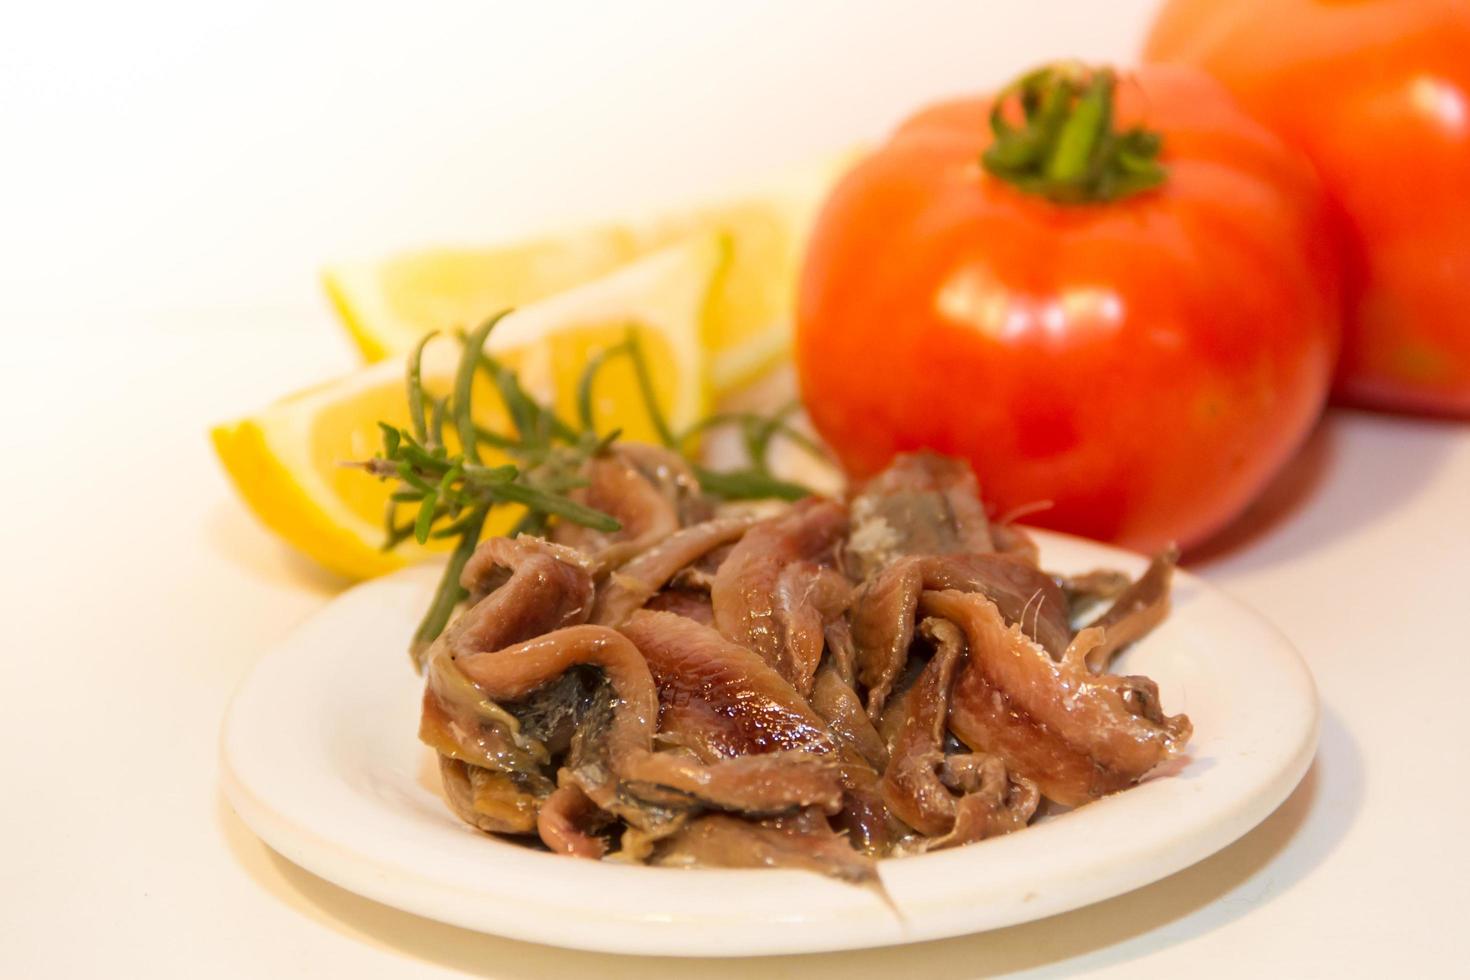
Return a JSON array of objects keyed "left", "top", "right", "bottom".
[
  {"left": 323, "top": 155, "right": 849, "bottom": 396},
  {"left": 214, "top": 236, "right": 719, "bottom": 580}
]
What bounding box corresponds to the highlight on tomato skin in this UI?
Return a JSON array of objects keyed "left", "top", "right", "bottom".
[
  {"left": 795, "top": 62, "right": 1343, "bottom": 554},
  {"left": 1145, "top": 0, "right": 1470, "bottom": 418}
]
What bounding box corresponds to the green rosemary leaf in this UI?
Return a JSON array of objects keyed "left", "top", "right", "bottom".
[
  {"left": 676, "top": 406, "right": 831, "bottom": 473},
  {"left": 508, "top": 509, "right": 550, "bottom": 539},
  {"left": 396, "top": 441, "right": 454, "bottom": 475},
  {"left": 428, "top": 395, "right": 450, "bottom": 452},
  {"left": 456, "top": 312, "right": 510, "bottom": 464},
  {"left": 575, "top": 340, "right": 631, "bottom": 434},
  {"left": 430, "top": 509, "right": 481, "bottom": 539},
  {"left": 413, "top": 490, "right": 440, "bottom": 544},
  {"left": 410, "top": 505, "right": 489, "bottom": 669},
  {"left": 395, "top": 460, "right": 435, "bottom": 493},
  {"left": 463, "top": 462, "right": 520, "bottom": 486},
  {"left": 382, "top": 522, "right": 417, "bottom": 552},
  {"left": 741, "top": 415, "right": 775, "bottom": 463},
  {"left": 480, "top": 353, "right": 581, "bottom": 447},
  {"left": 436, "top": 459, "right": 464, "bottom": 492},
  {"left": 406, "top": 331, "right": 437, "bottom": 444},
  {"left": 479, "top": 354, "right": 538, "bottom": 446},
  {"left": 768, "top": 421, "right": 829, "bottom": 461},
  {"left": 624, "top": 326, "right": 677, "bottom": 448},
  {"left": 436, "top": 460, "right": 465, "bottom": 518},
  {"left": 674, "top": 412, "right": 732, "bottom": 441},
  {"left": 382, "top": 494, "right": 403, "bottom": 545},
  {"left": 472, "top": 424, "right": 524, "bottom": 452},
  {"left": 588, "top": 427, "right": 622, "bottom": 457},
  {"left": 694, "top": 465, "right": 811, "bottom": 502},
  {"left": 542, "top": 409, "right": 580, "bottom": 445},
  {"left": 491, "top": 481, "right": 621, "bottom": 531},
  {"left": 377, "top": 421, "right": 401, "bottom": 458}
]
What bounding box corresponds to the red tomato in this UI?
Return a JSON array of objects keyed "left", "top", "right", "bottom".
[
  {"left": 1146, "top": 0, "right": 1470, "bottom": 416},
  {"left": 796, "top": 64, "right": 1340, "bottom": 552}
]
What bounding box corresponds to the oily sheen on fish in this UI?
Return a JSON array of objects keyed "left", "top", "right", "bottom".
[
  {"left": 415, "top": 447, "right": 1189, "bottom": 877},
  {"left": 851, "top": 552, "right": 1071, "bottom": 718},
  {"left": 927, "top": 590, "right": 1191, "bottom": 806},
  {"left": 846, "top": 452, "right": 994, "bottom": 579},
  {"left": 880, "top": 617, "right": 1038, "bottom": 848},
  {"left": 710, "top": 498, "right": 849, "bottom": 689}
]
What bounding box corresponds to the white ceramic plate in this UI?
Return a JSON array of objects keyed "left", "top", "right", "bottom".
[{"left": 220, "top": 531, "right": 1318, "bottom": 957}]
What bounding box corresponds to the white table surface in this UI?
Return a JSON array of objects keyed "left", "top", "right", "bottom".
[{"left": 5, "top": 3, "right": 1467, "bottom": 977}]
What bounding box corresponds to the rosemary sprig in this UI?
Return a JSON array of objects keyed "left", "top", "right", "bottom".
[
  {"left": 356, "top": 313, "right": 833, "bottom": 669},
  {"left": 689, "top": 465, "right": 810, "bottom": 502},
  {"left": 355, "top": 313, "right": 624, "bottom": 669},
  {"left": 580, "top": 327, "right": 830, "bottom": 500},
  {"left": 674, "top": 400, "right": 830, "bottom": 501},
  {"left": 412, "top": 504, "right": 488, "bottom": 653}
]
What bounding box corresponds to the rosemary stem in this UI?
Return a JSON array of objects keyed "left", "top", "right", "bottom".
[
  {"left": 624, "top": 328, "right": 678, "bottom": 448},
  {"left": 456, "top": 313, "right": 508, "bottom": 464},
  {"left": 410, "top": 504, "right": 489, "bottom": 671},
  {"left": 407, "top": 331, "right": 437, "bottom": 444}
]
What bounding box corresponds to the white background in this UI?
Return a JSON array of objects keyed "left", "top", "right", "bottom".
[
  {"left": 3, "top": 0, "right": 1162, "bottom": 317},
  {"left": 3, "top": 2, "right": 1467, "bottom": 977}
]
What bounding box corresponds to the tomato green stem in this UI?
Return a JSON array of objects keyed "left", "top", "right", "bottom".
[{"left": 983, "top": 63, "right": 1165, "bottom": 205}]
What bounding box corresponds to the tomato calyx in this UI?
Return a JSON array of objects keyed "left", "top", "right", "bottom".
[{"left": 981, "top": 62, "right": 1167, "bottom": 205}]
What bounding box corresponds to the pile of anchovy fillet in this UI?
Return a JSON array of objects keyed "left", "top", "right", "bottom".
[{"left": 418, "top": 448, "right": 1190, "bottom": 884}]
